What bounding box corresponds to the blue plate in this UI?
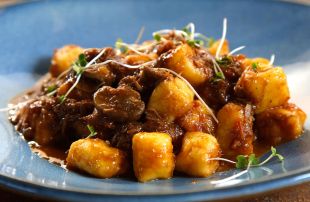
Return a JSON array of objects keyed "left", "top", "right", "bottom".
[{"left": 0, "top": 0, "right": 309, "bottom": 201}]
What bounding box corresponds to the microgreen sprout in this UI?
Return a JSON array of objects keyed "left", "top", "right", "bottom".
[
  {"left": 46, "top": 84, "right": 57, "bottom": 94},
  {"left": 252, "top": 62, "right": 258, "bottom": 71},
  {"left": 115, "top": 38, "right": 128, "bottom": 54},
  {"left": 208, "top": 147, "right": 284, "bottom": 184},
  {"left": 59, "top": 48, "right": 107, "bottom": 103},
  {"left": 228, "top": 45, "right": 246, "bottom": 56},
  {"left": 216, "top": 56, "right": 232, "bottom": 66},
  {"left": 268, "top": 54, "right": 275, "bottom": 66},
  {"left": 211, "top": 71, "right": 225, "bottom": 83},
  {"left": 215, "top": 18, "right": 227, "bottom": 59},
  {"left": 86, "top": 124, "right": 97, "bottom": 138},
  {"left": 153, "top": 33, "right": 161, "bottom": 42},
  {"left": 72, "top": 53, "right": 87, "bottom": 75},
  {"left": 134, "top": 26, "right": 145, "bottom": 44}
]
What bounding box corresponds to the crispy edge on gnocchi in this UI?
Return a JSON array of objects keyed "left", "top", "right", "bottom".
[
  {"left": 50, "top": 45, "right": 84, "bottom": 77},
  {"left": 160, "top": 43, "right": 209, "bottom": 86},
  {"left": 235, "top": 67, "right": 290, "bottom": 113},
  {"left": 255, "top": 103, "right": 307, "bottom": 145},
  {"left": 132, "top": 132, "right": 175, "bottom": 182},
  {"left": 147, "top": 77, "right": 194, "bottom": 121},
  {"left": 175, "top": 132, "right": 221, "bottom": 177},
  {"left": 216, "top": 103, "right": 254, "bottom": 159},
  {"left": 66, "top": 138, "right": 128, "bottom": 178}
]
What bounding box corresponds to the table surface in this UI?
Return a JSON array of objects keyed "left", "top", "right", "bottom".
[{"left": 0, "top": 0, "right": 309, "bottom": 201}]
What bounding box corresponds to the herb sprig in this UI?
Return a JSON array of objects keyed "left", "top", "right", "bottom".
[
  {"left": 208, "top": 147, "right": 285, "bottom": 184},
  {"left": 252, "top": 62, "right": 258, "bottom": 72},
  {"left": 86, "top": 124, "right": 97, "bottom": 138},
  {"left": 72, "top": 54, "right": 87, "bottom": 75},
  {"left": 115, "top": 38, "right": 128, "bottom": 54},
  {"left": 211, "top": 71, "right": 225, "bottom": 83},
  {"left": 153, "top": 33, "right": 161, "bottom": 42},
  {"left": 236, "top": 147, "right": 284, "bottom": 169}
]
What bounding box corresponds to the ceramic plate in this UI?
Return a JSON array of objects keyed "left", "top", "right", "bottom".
[{"left": 0, "top": 0, "right": 309, "bottom": 201}]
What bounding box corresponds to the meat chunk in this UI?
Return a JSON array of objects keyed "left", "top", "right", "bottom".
[
  {"left": 82, "top": 109, "right": 116, "bottom": 140},
  {"left": 143, "top": 110, "right": 184, "bottom": 153},
  {"left": 200, "top": 79, "right": 231, "bottom": 111},
  {"left": 138, "top": 67, "right": 171, "bottom": 101},
  {"left": 111, "top": 122, "right": 143, "bottom": 152},
  {"left": 83, "top": 65, "right": 116, "bottom": 86},
  {"left": 10, "top": 96, "right": 59, "bottom": 145},
  {"left": 94, "top": 86, "right": 145, "bottom": 122},
  {"left": 177, "top": 100, "right": 216, "bottom": 134},
  {"left": 155, "top": 40, "right": 175, "bottom": 56},
  {"left": 54, "top": 98, "right": 94, "bottom": 140},
  {"left": 255, "top": 103, "right": 307, "bottom": 145},
  {"left": 118, "top": 75, "right": 143, "bottom": 92},
  {"left": 216, "top": 103, "right": 254, "bottom": 159},
  {"left": 84, "top": 47, "right": 117, "bottom": 63}
]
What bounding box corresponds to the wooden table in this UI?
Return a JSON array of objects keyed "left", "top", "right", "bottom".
[{"left": 0, "top": 0, "right": 309, "bottom": 201}]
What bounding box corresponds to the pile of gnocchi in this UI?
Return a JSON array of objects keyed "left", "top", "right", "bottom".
[{"left": 10, "top": 23, "right": 306, "bottom": 182}]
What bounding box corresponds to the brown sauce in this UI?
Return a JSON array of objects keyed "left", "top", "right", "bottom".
[{"left": 29, "top": 141, "right": 67, "bottom": 168}]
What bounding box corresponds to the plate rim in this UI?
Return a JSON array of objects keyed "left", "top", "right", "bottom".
[{"left": 0, "top": 0, "right": 309, "bottom": 201}]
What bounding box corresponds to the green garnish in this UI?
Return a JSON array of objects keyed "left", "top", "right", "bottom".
[
  {"left": 211, "top": 71, "right": 225, "bottom": 83},
  {"left": 86, "top": 124, "right": 97, "bottom": 138},
  {"left": 59, "top": 54, "right": 87, "bottom": 103},
  {"left": 216, "top": 56, "right": 232, "bottom": 66},
  {"left": 115, "top": 38, "right": 128, "bottom": 53},
  {"left": 236, "top": 154, "right": 259, "bottom": 169},
  {"left": 46, "top": 84, "right": 57, "bottom": 93},
  {"left": 59, "top": 95, "right": 66, "bottom": 103},
  {"left": 72, "top": 54, "right": 87, "bottom": 75},
  {"left": 252, "top": 62, "right": 258, "bottom": 71},
  {"left": 153, "top": 33, "right": 161, "bottom": 42},
  {"left": 187, "top": 39, "right": 204, "bottom": 47},
  {"left": 182, "top": 27, "right": 191, "bottom": 36},
  {"left": 236, "top": 146, "right": 284, "bottom": 169}
]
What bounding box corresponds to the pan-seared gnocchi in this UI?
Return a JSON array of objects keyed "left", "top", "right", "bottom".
[
  {"left": 176, "top": 132, "right": 221, "bottom": 177},
  {"left": 66, "top": 138, "right": 128, "bottom": 178},
  {"left": 132, "top": 132, "right": 175, "bottom": 182},
  {"left": 147, "top": 77, "right": 194, "bottom": 121},
  {"left": 235, "top": 67, "right": 290, "bottom": 113},
  {"left": 50, "top": 45, "right": 84, "bottom": 77},
  {"left": 10, "top": 22, "right": 306, "bottom": 183}
]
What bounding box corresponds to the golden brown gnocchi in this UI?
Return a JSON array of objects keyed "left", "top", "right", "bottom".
[
  {"left": 50, "top": 45, "right": 83, "bottom": 77},
  {"left": 66, "top": 138, "right": 128, "bottom": 178},
  {"left": 132, "top": 132, "right": 175, "bottom": 182},
  {"left": 147, "top": 77, "right": 194, "bottom": 121},
  {"left": 176, "top": 132, "right": 221, "bottom": 177},
  {"left": 235, "top": 67, "right": 290, "bottom": 113},
  {"left": 208, "top": 39, "right": 229, "bottom": 56},
  {"left": 216, "top": 103, "right": 254, "bottom": 159},
  {"left": 255, "top": 103, "right": 307, "bottom": 145},
  {"left": 160, "top": 44, "right": 209, "bottom": 86},
  {"left": 10, "top": 23, "right": 307, "bottom": 183}
]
